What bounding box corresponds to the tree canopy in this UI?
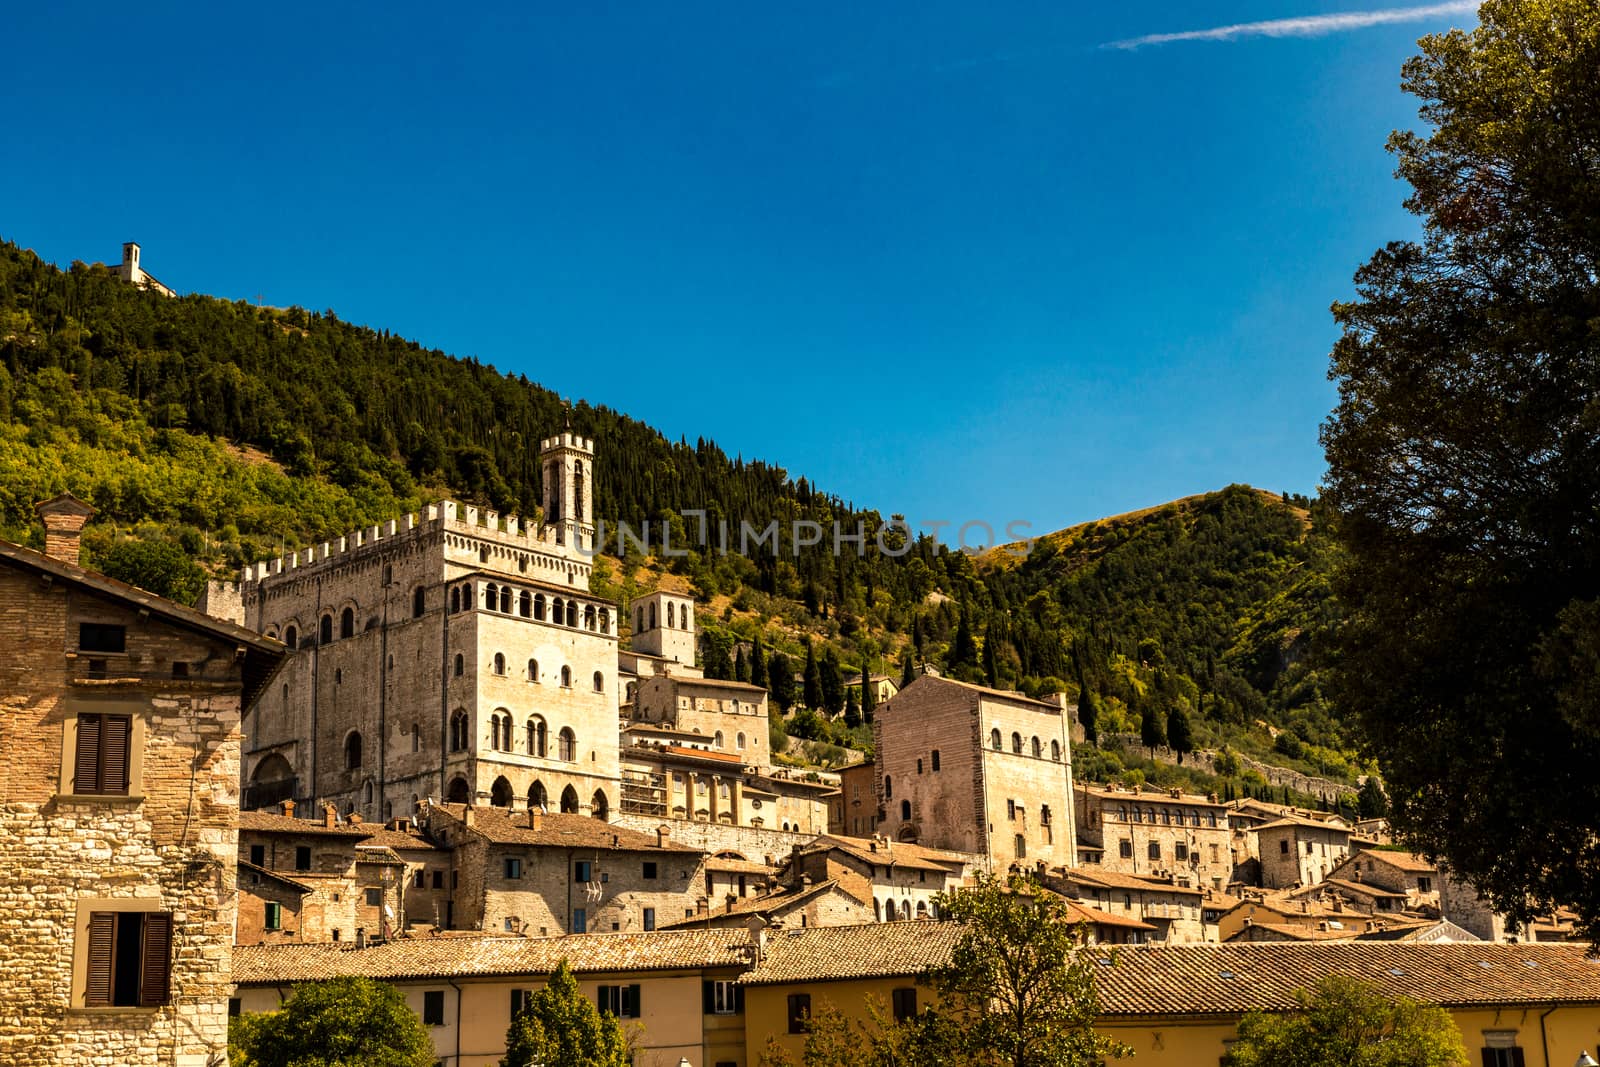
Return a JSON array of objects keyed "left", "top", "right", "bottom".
[
  {"left": 227, "top": 976, "right": 435, "bottom": 1067},
  {"left": 1222, "top": 975, "right": 1466, "bottom": 1067},
  {"left": 501, "top": 961, "right": 629, "bottom": 1067},
  {"left": 1322, "top": 0, "right": 1600, "bottom": 938}
]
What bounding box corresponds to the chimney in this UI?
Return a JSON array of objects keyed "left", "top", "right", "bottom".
[
  {"left": 324, "top": 804, "right": 337, "bottom": 829},
  {"left": 656, "top": 825, "right": 670, "bottom": 848},
  {"left": 744, "top": 914, "right": 769, "bottom": 960},
  {"left": 349, "top": 811, "right": 363, "bottom": 826},
  {"left": 281, "top": 799, "right": 297, "bottom": 819},
  {"left": 462, "top": 804, "right": 475, "bottom": 828},
  {"left": 528, "top": 809, "right": 543, "bottom": 832},
  {"left": 355, "top": 928, "right": 367, "bottom": 949},
  {"left": 35, "top": 493, "right": 95, "bottom": 566}
]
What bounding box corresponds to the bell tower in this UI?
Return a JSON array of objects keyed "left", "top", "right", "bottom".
[{"left": 539, "top": 431, "right": 595, "bottom": 551}]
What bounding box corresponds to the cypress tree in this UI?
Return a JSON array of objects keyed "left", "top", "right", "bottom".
[
  {"left": 750, "top": 635, "right": 768, "bottom": 689},
  {"left": 861, "top": 657, "right": 877, "bottom": 721},
  {"left": 803, "top": 640, "right": 823, "bottom": 711},
  {"left": 1166, "top": 704, "right": 1194, "bottom": 765},
  {"left": 900, "top": 651, "right": 916, "bottom": 689},
  {"left": 820, "top": 648, "right": 845, "bottom": 716},
  {"left": 734, "top": 646, "right": 749, "bottom": 683},
  {"left": 768, "top": 651, "right": 795, "bottom": 713},
  {"left": 1140, "top": 693, "right": 1167, "bottom": 755}
]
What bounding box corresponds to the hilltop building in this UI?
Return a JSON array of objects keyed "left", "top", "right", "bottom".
[
  {"left": 115, "top": 242, "right": 175, "bottom": 297},
  {"left": 0, "top": 494, "right": 284, "bottom": 1066}
]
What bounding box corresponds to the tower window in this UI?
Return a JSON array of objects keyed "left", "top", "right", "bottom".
[{"left": 413, "top": 587, "right": 426, "bottom": 618}]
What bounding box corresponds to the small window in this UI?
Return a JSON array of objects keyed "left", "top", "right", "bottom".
[
  {"left": 413, "top": 870, "right": 425, "bottom": 889},
  {"left": 295, "top": 846, "right": 311, "bottom": 871},
  {"left": 432, "top": 871, "right": 444, "bottom": 890},
  {"left": 892, "top": 987, "right": 918, "bottom": 1022},
  {"left": 931, "top": 749, "right": 941, "bottom": 771},
  {"left": 505, "top": 857, "right": 523, "bottom": 880},
  {"left": 989, "top": 728, "right": 1002, "bottom": 751},
  {"left": 643, "top": 907, "right": 656, "bottom": 931},
  {"left": 339, "top": 608, "right": 355, "bottom": 639},
  {"left": 413, "top": 587, "right": 426, "bottom": 618},
  {"left": 916, "top": 758, "right": 924, "bottom": 774},
  {"left": 593, "top": 671, "right": 604, "bottom": 693},
  {"left": 170, "top": 661, "right": 189, "bottom": 679},
  {"left": 1119, "top": 839, "right": 1133, "bottom": 859},
  {"left": 706, "top": 979, "right": 743, "bottom": 1015},
  {"left": 422, "top": 990, "right": 445, "bottom": 1026},
  {"left": 597, "top": 984, "right": 641, "bottom": 1019},
  {"left": 1031, "top": 737, "right": 1042, "bottom": 758},
  {"left": 453, "top": 653, "right": 464, "bottom": 678},
  {"left": 1148, "top": 841, "right": 1162, "bottom": 860},
  {"left": 264, "top": 901, "right": 282, "bottom": 931},
  {"left": 1175, "top": 842, "right": 1189, "bottom": 862},
  {"left": 1280, "top": 840, "right": 1290, "bottom": 854},
  {"left": 71, "top": 713, "right": 132, "bottom": 796},
  {"left": 643, "top": 861, "right": 658, "bottom": 880},
  {"left": 249, "top": 844, "right": 265, "bottom": 867},
  {"left": 319, "top": 615, "right": 333, "bottom": 644},
  {"left": 1015, "top": 833, "right": 1027, "bottom": 859},
  {"left": 1011, "top": 732, "right": 1022, "bottom": 754},
  {"left": 575, "top": 861, "right": 592, "bottom": 883},
  {"left": 573, "top": 908, "right": 587, "bottom": 934},
  {"left": 344, "top": 732, "right": 362, "bottom": 770},
  {"left": 884, "top": 776, "right": 892, "bottom": 800},
  {"left": 561, "top": 666, "right": 572, "bottom": 688},
  {"left": 528, "top": 659, "right": 539, "bottom": 683},
  {"left": 787, "top": 993, "right": 811, "bottom": 1033},
  {"left": 82, "top": 911, "right": 172, "bottom": 1007},
  {"left": 78, "top": 623, "right": 126, "bottom": 653},
  {"left": 365, "top": 887, "right": 382, "bottom": 907},
  {"left": 493, "top": 653, "right": 506, "bottom": 676},
  {"left": 1051, "top": 740, "right": 1061, "bottom": 761},
  {"left": 900, "top": 800, "right": 911, "bottom": 820}
]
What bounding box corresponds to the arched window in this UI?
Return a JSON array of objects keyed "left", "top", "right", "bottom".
[
  {"left": 874, "top": 899, "right": 883, "bottom": 922},
  {"left": 490, "top": 776, "right": 513, "bottom": 808},
  {"left": 345, "top": 731, "right": 363, "bottom": 770},
  {"left": 558, "top": 727, "right": 576, "bottom": 761},
  {"left": 591, "top": 789, "right": 609, "bottom": 820},
  {"left": 412, "top": 723, "right": 421, "bottom": 752},
  {"left": 737, "top": 732, "right": 746, "bottom": 750},
  {"left": 599, "top": 610, "right": 610, "bottom": 635},
  {"left": 1011, "top": 732, "right": 1023, "bottom": 754},
  {"left": 916, "top": 900, "right": 929, "bottom": 919},
  {"left": 529, "top": 780, "right": 547, "bottom": 811},
  {"left": 493, "top": 653, "right": 506, "bottom": 676},
  {"left": 884, "top": 775, "right": 893, "bottom": 800},
  {"left": 1041, "top": 804, "right": 1053, "bottom": 826},
  {"left": 900, "top": 799, "right": 911, "bottom": 821},
  {"left": 534, "top": 594, "right": 546, "bottom": 621},
  {"left": 714, "top": 731, "right": 724, "bottom": 749},
  {"left": 573, "top": 461, "right": 585, "bottom": 519},
  {"left": 1031, "top": 737, "right": 1042, "bottom": 758},
  {"left": 560, "top": 785, "right": 579, "bottom": 813},
  {"left": 1051, "top": 740, "right": 1062, "bottom": 762},
  {"left": 499, "top": 586, "right": 512, "bottom": 613},
  {"left": 649, "top": 603, "right": 657, "bottom": 630},
  {"left": 1015, "top": 834, "right": 1027, "bottom": 859},
  {"left": 519, "top": 590, "right": 532, "bottom": 617},
  {"left": 484, "top": 585, "right": 496, "bottom": 610},
  {"left": 449, "top": 710, "right": 469, "bottom": 752},
  {"left": 528, "top": 659, "right": 540, "bottom": 683},
  {"left": 636, "top": 606, "right": 645, "bottom": 632},
  {"left": 552, "top": 597, "right": 564, "bottom": 625},
  {"left": 449, "top": 588, "right": 460, "bottom": 614},
  {"left": 413, "top": 587, "right": 426, "bottom": 618},
  {"left": 489, "top": 712, "right": 504, "bottom": 750},
  {"left": 340, "top": 607, "right": 355, "bottom": 639},
  {"left": 667, "top": 602, "right": 676, "bottom": 628},
  {"left": 593, "top": 671, "right": 604, "bottom": 693},
  {"left": 560, "top": 666, "right": 572, "bottom": 688},
  {"left": 319, "top": 615, "right": 333, "bottom": 644},
  {"left": 584, "top": 605, "right": 596, "bottom": 631},
  {"left": 527, "top": 717, "right": 547, "bottom": 757},
  {"left": 931, "top": 749, "right": 941, "bottom": 771},
  {"left": 566, "top": 601, "right": 577, "bottom": 627},
  {"left": 446, "top": 776, "right": 470, "bottom": 804},
  {"left": 454, "top": 653, "right": 465, "bottom": 678},
  {"left": 284, "top": 624, "right": 298, "bottom": 648},
  {"left": 990, "top": 729, "right": 1002, "bottom": 751}
]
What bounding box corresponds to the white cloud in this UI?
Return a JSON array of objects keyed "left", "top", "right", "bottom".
[{"left": 1103, "top": 0, "right": 1477, "bottom": 50}]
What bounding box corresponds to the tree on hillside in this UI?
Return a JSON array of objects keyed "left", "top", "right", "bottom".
[
  {"left": 803, "top": 640, "right": 823, "bottom": 711},
  {"left": 982, "top": 631, "right": 1002, "bottom": 688},
  {"left": 951, "top": 609, "right": 979, "bottom": 671},
  {"left": 843, "top": 690, "right": 862, "bottom": 730},
  {"left": 929, "top": 874, "right": 1130, "bottom": 1067},
  {"left": 1222, "top": 975, "right": 1466, "bottom": 1067},
  {"left": 501, "top": 960, "right": 629, "bottom": 1067},
  {"left": 751, "top": 634, "right": 769, "bottom": 689},
  {"left": 1357, "top": 776, "right": 1390, "bottom": 821},
  {"left": 228, "top": 976, "right": 435, "bottom": 1067},
  {"left": 735, "top": 646, "right": 749, "bottom": 683},
  {"left": 900, "top": 651, "right": 916, "bottom": 689},
  {"left": 860, "top": 658, "right": 877, "bottom": 721},
  {"left": 820, "top": 648, "right": 845, "bottom": 716},
  {"left": 94, "top": 537, "right": 207, "bottom": 605},
  {"left": 1321, "top": 0, "right": 1600, "bottom": 939},
  {"left": 1166, "top": 705, "right": 1195, "bottom": 765},
  {"left": 1139, "top": 696, "right": 1167, "bottom": 756},
  {"left": 768, "top": 651, "right": 795, "bottom": 714}
]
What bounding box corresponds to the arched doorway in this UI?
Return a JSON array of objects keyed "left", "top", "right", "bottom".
[
  {"left": 591, "top": 789, "right": 609, "bottom": 820},
  {"left": 560, "top": 785, "right": 579, "bottom": 814},
  {"left": 446, "top": 776, "right": 470, "bottom": 804},
  {"left": 529, "top": 781, "right": 547, "bottom": 811},
  {"left": 490, "top": 776, "right": 513, "bottom": 808}
]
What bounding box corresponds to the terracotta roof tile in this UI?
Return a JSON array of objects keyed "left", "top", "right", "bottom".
[
  {"left": 1356, "top": 850, "right": 1437, "bottom": 873},
  {"left": 432, "top": 806, "right": 700, "bottom": 853},
  {"left": 234, "top": 929, "right": 754, "bottom": 985},
  {"left": 1053, "top": 869, "right": 1205, "bottom": 897},
  {"left": 239, "top": 811, "right": 370, "bottom": 837},
  {"left": 740, "top": 922, "right": 966, "bottom": 985}
]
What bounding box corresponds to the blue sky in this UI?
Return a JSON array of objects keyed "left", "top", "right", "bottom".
[{"left": 6, "top": 2, "right": 1476, "bottom": 539}]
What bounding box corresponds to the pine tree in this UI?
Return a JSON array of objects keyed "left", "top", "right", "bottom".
[
  {"left": 860, "top": 657, "right": 877, "bottom": 721},
  {"left": 820, "top": 648, "right": 845, "bottom": 716},
  {"left": 1140, "top": 693, "right": 1167, "bottom": 755},
  {"left": 750, "top": 634, "right": 768, "bottom": 689},
  {"left": 768, "top": 651, "right": 795, "bottom": 713},
  {"left": 1167, "top": 704, "right": 1195, "bottom": 765},
  {"left": 734, "top": 646, "right": 749, "bottom": 683},
  {"left": 1078, "top": 687, "right": 1099, "bottom": 747},
  {"left": 843, "top": 690, "right": 862, "bottom": 730},
  {"left": 900, "top": 651, "right": 916, "bottom": 689},
  {"left": 952, "top": 609, "right": 978, "bottom": 669},
  {"left": 803, "top": 640, "right": 823, "bottom": 711}
]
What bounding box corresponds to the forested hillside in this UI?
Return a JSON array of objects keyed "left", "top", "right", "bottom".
[{"left": 0, "top": 239, "right": 1356, "bottom": 794}]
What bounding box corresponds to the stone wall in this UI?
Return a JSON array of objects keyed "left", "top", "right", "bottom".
[{"left": 611, "top": 814, "right": 814, "bottom": 869}]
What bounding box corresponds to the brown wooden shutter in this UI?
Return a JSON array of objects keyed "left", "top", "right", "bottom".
[
  {"left": 74, "top": 714, "right": 103, "bottom": 794},
  {"left": 138, "top": 913, "right": 172, "bottom": 1007},
  {"left": 102, "top": 716, "right": 131, "bottom": 795},
  {"left": 83, "top": 912, "right": 115, "bottom": 1006}
]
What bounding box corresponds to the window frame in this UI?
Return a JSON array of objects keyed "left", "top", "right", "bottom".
[
  {"left": 58, "top": 701, "right": 146, "bottom": 801},
  {"left": 72, "top": 899, "right": 172, "bottom": 1010},
  {"left": 422, "top": 989, "right": 446, "bottom": 1026}
]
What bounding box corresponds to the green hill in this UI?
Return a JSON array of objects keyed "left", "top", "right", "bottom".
[{"left": 0, "top": 238, "right": 1354, "bottom": 799}]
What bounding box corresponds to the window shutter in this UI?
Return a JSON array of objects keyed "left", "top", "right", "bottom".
[
  {"left": 628, "top": 984, "right": 641, "bottom": 1017},
  {"left": 703, "top": 980, "right": 715, "bottom": 1014},
  {"left": 102, "top": 716, "right": 131, "bottom": 794},
  {"left": 75, "top": 714, "right": 103, "bottom": 794},
  {"left": 734, "top": 984, "right": 745, "bottom": 1013},
  {"left": 139, "top": 913, "right": 172, "bottom": 1006},
  {"left": 84, "top": 912, "right": 115, "bottom": 1006},
  {"left": 1510, "top": 1052, "right": 1526, "bottom": 1067}
]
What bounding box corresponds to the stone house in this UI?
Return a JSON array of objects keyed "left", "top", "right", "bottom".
[
  {"left": 630, "top": 673, "right": 772, "bottom": 770},
  {"left": 233, "top": 929, "right": 757, "bottom": 1067},
  {"left": 1073, "top": 783, "right": 1232, "bottom": 890},
  {"left": 0, "top": 495, "right": 284, "bottom": 1067},
  {"left": 211, "top": 434, "right": 622, "bottom": 825},
  {"left": 424, "top": 803, "right": 709, "bottom": 936},
  {"left": 843, "top": 673, "right": 898, "bottom": 705},
  {"left": 872, "top": 675, "right": 1077, "bottom": 871},
  {"left": 828, "top": 759, "right": 878, "bottom": 838},
  {"left": 1254, "top": 815, "right": 1354, "bottom": 889},
  {"left": 1327, "top": 849, "right": 1438, "bottom": 904},
  {"left": 1047, "top": 867, "right": 1211, "bottom": 944}
]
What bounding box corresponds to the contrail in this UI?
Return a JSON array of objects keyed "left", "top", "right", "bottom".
[{"left": 1102, "top": 0, "right": 1477, "bottom": 50}]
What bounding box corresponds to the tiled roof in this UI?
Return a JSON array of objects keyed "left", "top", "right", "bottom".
[
  {"left": 1357, "top": 850, "right": 1437, "bottom": 873},
  {"left": 355, "top": 826, "right": 444, "bottom": 853},
  {"left": 805, "top": 836, "right": 965, "bottom": 875},
  {"left": 1305, "top": 878, "right": 1408, "bottom": 900},
  {"left": 1094, "top": 943, "right": 1600, "bottom": 1015},
  {"left": 432, "top": 805, "right": 701, "bottom": 854},
  {"left": 740, "top": 922, "right": 966, "bottom": 985},
  {"left": 237, "top": 860, "right": 314, "bottom": 895},
  {"left": 747, "top": 774, "right": 838, "bottom": 795},
  {"left": 662, "top": 880, "right": 849, "bottom": 928},
  {"left": 1053, "top": 868, "right": 1204, "bottom": 897},
  {"left": 887, "top": 674, "right": 1061, "bottom": 712},
  {"left": 354, "top": 845, "right": 407, "bottom": 866},
  {"left": 707, "top": 857, "right": 779, "bottom": 875},
  {"left": 234, "top": 929, "right": 755, "bottom": 985},
  {"left": 239, "top": 811, "right": 370, "bottom": 837},
  {"left": 675, "top": 676, "right": 767, "bottom": 693},
  {"left": 1230, "top": 922, "right": 1359, "bottom": 942},
  {"left": 817, "top": 835, "right": 975, "bottom": 871},
  {"left": 1062, "top": 900, "right": 1156, "bottom": 932},
  {"left": 1080, "top": 785, "right": 1225, "bottom": 809},
  {"left": 1254, "top": 816, "right": 1353, "bottom": 835}
]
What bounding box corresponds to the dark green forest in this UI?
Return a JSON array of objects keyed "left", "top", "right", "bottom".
[{"left": 0, "top": 239, "right": 1353, "bottom": 788}]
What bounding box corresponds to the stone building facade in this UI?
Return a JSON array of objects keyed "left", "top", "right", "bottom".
[
  {"left": 0, "top": 495, "right": 284, "bottom": 1067},
  {"left": 829, "top": 760, "right": 878, "bottom": 838},
  {"left": 1256, "top": 816, "right": 1355, "bottom": 890},
  {"left": 210, "top": 434, "right": 624, "bottom": 824},
  {"left": 1074, "top": 783, "right": 1233, "bottom": 890},
  {"left": 872, "top": 675, "right": 1077, "bottom": 871}
]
